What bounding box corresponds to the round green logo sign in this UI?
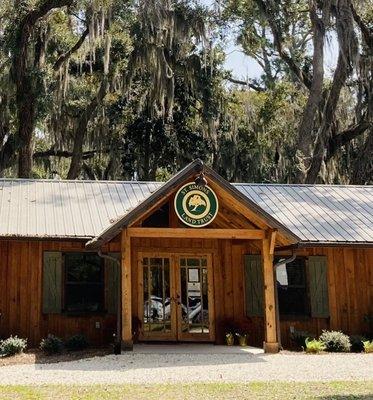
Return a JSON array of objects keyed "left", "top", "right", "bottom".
[{"left": 174, "top": 182, "right": 219, "bottom": 227}]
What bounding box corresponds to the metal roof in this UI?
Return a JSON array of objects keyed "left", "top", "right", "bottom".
[
  {"left": 0, "top": 178, "right": 372, "bottom": 244},
  {"left": 235, "top": 183, "right": 373, "bottom": 244},
  {"left": 0, "top": 179, "right": 162, "bottom": 239}
]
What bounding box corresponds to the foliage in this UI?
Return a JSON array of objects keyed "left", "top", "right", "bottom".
[
  {"left": 64, "top": 334, "right": 89, "bottom": 351},
  {"left": 290, "top": 330, "right": 316, "bottom": 350},
  {"left": 0, "top": 335, "right": 27, "bottom": 357},
  {"left": 305, "top": 338, "right": 326, "bottom": 354},
  {"left": 40, "top": 334, "right": 64, "bottom": 355},
  {"left": 0, "top": 0, "right": 371, "bottom": 183},
  {"left": 319, "top": 330, "right": 351, "bottom": 353},
  {"left": 349, "top": 335, "right": 366, "bottom": 353},
  {"left": 363, "top": 340, "right": 373, "bottom": 354}
]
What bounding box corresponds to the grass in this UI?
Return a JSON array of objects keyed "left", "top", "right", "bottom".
[{"left": 0, "top": 382, "right": 372, "bottom": 400}]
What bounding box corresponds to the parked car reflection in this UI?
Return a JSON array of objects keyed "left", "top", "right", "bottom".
[{"left": 144, "top": 295, "right": 208, "bottom": 323}]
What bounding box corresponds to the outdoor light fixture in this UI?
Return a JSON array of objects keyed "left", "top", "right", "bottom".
[{"left": 195, "top": 172, "right": 207, "bottom": 187}]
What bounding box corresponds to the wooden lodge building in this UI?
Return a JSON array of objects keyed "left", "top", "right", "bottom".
[{"left": 0, "top": 159, "right": 372, "bottom": 352}]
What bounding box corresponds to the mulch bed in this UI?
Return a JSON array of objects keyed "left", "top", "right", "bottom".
[{"left": 0, "top": 347, "right": 112, "bottom": 367}]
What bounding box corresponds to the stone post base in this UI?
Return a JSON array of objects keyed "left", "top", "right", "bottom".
[{"left": 263, "top": 341, "right": 279, "bottom": 353}]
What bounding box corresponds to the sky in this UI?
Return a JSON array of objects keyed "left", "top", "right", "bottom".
[{"left": 199, "top": 0, "right": 339, "bottom": 81}]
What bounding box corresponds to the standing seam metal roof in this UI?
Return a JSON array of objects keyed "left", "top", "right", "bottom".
[{"left": 0, "top": 179, "right": 372, "bottom": 243}]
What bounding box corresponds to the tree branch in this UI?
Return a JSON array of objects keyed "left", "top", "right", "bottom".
[
  {"left": 33, "top": 148, "right": 103, "bottom": 159},
  {"left": 350, "top": 4, "right": 373, "bottom": 48},
  {"left": 225, "top": 76, "right": 265, "bottom": 92},
  {"left": 327, "top": 121, "right": 370, "bottom": 159},
  {"left": 253, "top": 0, "right": 312, "bottom": 90},
  {"left": 53, "top": 26, "right": 89, "bottom": 71}
]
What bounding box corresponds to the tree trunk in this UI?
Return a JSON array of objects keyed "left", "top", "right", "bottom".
[
  {"left": 17, "top": 92, "right": 36, "bottom": 178},
  {"left": 305, "top": 53, "right": 348, "bottom": 183},
  {"left": 351, "top": 127, "right": 373, "bottom": 184},
  {"left": 67, "top": 34, "right": 112, "bottom": 179},
  {"left": 305, "top": 0, "right": 358, "bottom": 183},
  {"left": 66, "top": 79, "right": 109, "bottom": 179},
  {"left": 294, "top": 1, "right": 329, "bottom": 182},
  {"left": 13, "top": 0, "right": 74, "bottom": 178}
]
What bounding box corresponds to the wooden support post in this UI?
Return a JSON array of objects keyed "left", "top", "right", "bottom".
[
  {"left": 121, "top": 229, "right": 133, "bottom": 350},
  {"left": 262, "top": 231, "right": 279, "bottom": 353}
]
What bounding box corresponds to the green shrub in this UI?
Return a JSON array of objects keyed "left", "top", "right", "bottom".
[
  {"left": 305, "top": 338, "right": 326, "bottom": 354},
  {"left": 349, "top": 335, "right": 366, "bottom": 353},
  {"left": 363, "top": 340, "right": 373, "bottom": 353},
  {"left": 0, "top": 336, "right": 27, "bottom": 357},
  {"left": 65, "top": 334, "right": 88, "bottom": 351},
  {"left": 40, "top": 334, "right": 64, "bottom": 355},
  {"left": 319, "top": 330, "right": 351, "bottom": 353},
  {"left": 290, "top": 330, "right": 316, "bottom": 349}
]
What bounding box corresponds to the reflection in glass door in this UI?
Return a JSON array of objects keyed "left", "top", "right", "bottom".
[
  {"left": 138, "top": 253, "right": 214, "bottom": 342},
  {"left": 140, "top": 256, "right": 176, "bottom": 340},
  {"left": 178, "top": 256, "right": 213, "bottom": 341}
]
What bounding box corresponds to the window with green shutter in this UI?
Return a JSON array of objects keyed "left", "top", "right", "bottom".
[
  {"left": 308, "top": 256, "right": 329, "bottom": 318},
  {"left": 276, "top": 257, "right": 309, "bottom": 316},
  {"left": 64, "top": 253, "right": 105, "bottom": 313},
  {"left": 244, "top": 255, "right": 264, "bottom": 317}
]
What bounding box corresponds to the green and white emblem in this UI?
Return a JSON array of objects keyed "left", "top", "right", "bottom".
[{"left": 174, "top": 182, "right": 219, "bottom": 227}]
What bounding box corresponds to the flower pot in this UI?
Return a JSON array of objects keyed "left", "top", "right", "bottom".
[
  {"left": 225, "top": 334, "right": 235, "bottom": 346},
  {"left": 237, "top": 335, "right": 248, "bottom": 347}
]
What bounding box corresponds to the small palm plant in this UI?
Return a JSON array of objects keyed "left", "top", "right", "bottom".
[
  {"left": 363, "top": 340, "right": 373, "bottom": 353},
  {"left": 305, "top": 338, "right": 326, "bottom": 354}
]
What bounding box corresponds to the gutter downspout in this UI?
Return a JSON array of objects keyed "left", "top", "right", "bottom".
[
  {"left": 274, "top": 253, "right": 296, "bottom": 350},
  {"left": 98, "top": 250, "right": 122, "bottom": 354}
]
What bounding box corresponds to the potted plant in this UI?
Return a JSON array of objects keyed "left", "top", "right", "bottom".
[
  {"left": 225, "top": 332, "right": 235, "bottom": 346},
  {"left": 219, "top": 319, "right": 240, "bottom": 346},
  {"left": 236, "top": 332, "right": 249, "bottom": 347}
]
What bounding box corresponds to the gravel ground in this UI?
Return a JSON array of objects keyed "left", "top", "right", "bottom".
[{"left": 0, "top": 350, "right": 372, "bottom": 385}]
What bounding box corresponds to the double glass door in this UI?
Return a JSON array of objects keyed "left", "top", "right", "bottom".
[{"left": 138, "top": 253, "right": 214, "bottom": 342}]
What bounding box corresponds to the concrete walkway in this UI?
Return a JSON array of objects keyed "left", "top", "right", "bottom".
[
  {"left": 0, "top": 345, "right": 372, "bottom": 385},
  {"left": 133, "top": 343, "right": 264, "bottom": 355}
]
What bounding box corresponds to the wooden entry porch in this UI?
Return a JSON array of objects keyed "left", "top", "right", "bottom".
[{"left": 120, "top": 227, "right": 279, "bottom": 353}]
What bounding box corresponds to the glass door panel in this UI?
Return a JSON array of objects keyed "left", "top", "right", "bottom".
[
  {"left": 178, "top": 256, "right": 213, "bottom": 341},
  {"left": 140, "top": 256, "right": 176, "bottom": 340}
]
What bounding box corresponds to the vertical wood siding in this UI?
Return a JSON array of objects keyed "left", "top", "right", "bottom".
[
  {"left": 0, "top": 239, "right": 120, "bottom": 346},
  {"left": 0, "top": 238, "right": 371, "bottom": 348}
]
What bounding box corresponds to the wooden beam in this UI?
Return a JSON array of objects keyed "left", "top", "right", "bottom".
[
  {"left": 269, "top": 229, "right": 277, "bottom": 256},
  {"left": 262, "top": 235, "right": 279, "bottom": 353},
  {"left": 121, "top": 229, "right": 132, "bottom": 350},
  {"left": 127, "top": 227, "right": 265, "bottom": 240}
]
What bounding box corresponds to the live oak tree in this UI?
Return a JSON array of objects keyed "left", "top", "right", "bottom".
[
  {"left": 0, "top": 0, "right": 371, "bottom": 183},
  {"left": 225, "top": 0, "right": 372, "bottom": 183}
]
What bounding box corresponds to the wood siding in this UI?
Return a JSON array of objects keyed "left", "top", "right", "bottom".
[
  {"left": 0, "top": 239, "right": 120, "bottom": 346},
  {"left": 0, "top": 237, "right": 372, "bottom": 348},
  {"left": 130, "top": 238, "right": 373, "bottom": 348}
]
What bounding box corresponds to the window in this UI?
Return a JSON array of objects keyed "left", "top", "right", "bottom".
[
  {"left": 64, "top": 253, "right": 104, "bottom": 313},
  {"left": 276, "top": 257, "right": 309, "bottom": 317}
]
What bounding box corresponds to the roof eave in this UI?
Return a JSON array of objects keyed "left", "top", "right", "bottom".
[{"left": 276, "top": 241, "right": 373, "bottom": 251}]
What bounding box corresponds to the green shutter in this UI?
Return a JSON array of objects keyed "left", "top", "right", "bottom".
[
  {"left": 106, "top": 252, "right": 120, "bottom": 314},
  {"left": 308, "top": 256, "right": 329, "bottom": 318},
  {"left": 42, "top": 251, "right": 62, "bottom": 314},
  {"left": 244, "top": 255, "right": 264, "bottom": 317}
]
